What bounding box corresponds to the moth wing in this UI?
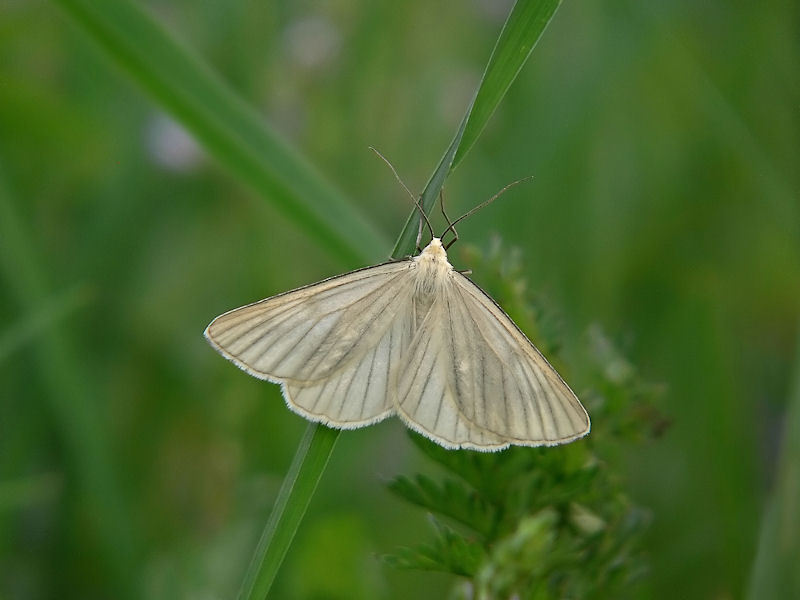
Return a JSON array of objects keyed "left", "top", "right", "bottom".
[
  {"left": 282, "top": 304, "right": 412, "bottom": 426},
  {"left": 444, "top": 273, "right": 591, "bottom": 445},
  {"left": 205, "top": 260, "right": 415, "bottom": 425},
  {"left": 395, "top": 296, "right": 511, "bottom": 451}
]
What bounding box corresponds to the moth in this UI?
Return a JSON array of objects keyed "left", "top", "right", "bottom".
[{"left": 205, "top": 184, "right": 590, "bottom": 451}]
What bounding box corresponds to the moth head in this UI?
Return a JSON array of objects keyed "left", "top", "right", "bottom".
[{"left": 421, "top": 237, "right": 448, "bottom": 261}]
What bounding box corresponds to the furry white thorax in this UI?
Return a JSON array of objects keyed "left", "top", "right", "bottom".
[{"left": 412, "top": 238, "right": 453, "bottom": 296}]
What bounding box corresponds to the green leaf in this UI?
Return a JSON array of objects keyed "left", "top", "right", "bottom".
[
  {"left": 54, "top": 0, "right": 388, "bottom": 265},
  {"left": 385, "top": 517, "right": 486, "bottom": 577},
  {"left": 388, "top": 474, "right": 496, "bottom": 538}
]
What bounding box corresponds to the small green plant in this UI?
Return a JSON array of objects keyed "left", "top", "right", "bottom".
[{"left": 386, "top": 240, "right": 666, "bottom": 599}]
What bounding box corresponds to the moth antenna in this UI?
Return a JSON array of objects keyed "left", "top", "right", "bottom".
[
  {"left": 442, "top": 176, "right": 534, "bottom": 248},
  {"left": 439, "top": 189, "right": 460, "bottom": 249},
  {"left": 369, "top": 146, "right": 434, "bottom": 243}
]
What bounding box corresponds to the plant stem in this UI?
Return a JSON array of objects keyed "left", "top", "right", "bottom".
[{"left": 238, "top": 424, "right": 339, "bottom": 600}]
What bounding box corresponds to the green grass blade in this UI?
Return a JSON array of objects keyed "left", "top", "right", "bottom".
[
  {"left": 452, "top": 0, "right": 562, "bottom": 169},
  {"left": 54, "top": 0, "right": 388, "bottom": 265},
  {"left": 391, "top": 116, "right": 469, "bottom": 258},
  {"left": 392, "top": 0, "right": 562, "bottom": 257},
  {"left": 238, "top": 424, "right": 339, "bottom": 600},
  {"left": 747, "top": 322, "right": 800, "bottom": 599}
]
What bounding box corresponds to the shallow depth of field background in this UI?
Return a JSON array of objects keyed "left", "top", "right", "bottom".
[{"left": 1, "top": 1, "right": 797, "bottom": 599}]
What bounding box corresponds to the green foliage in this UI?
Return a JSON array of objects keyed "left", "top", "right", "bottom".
[
  {"left": 386, "top": 517, "right": 486, "bottom": 577},
  {"left": 386, "top": 241, "right": 663, "bottom": 599}
]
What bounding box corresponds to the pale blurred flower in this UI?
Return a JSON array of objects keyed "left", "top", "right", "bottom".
[
  {"left": 283, "top": 15, "right": 342, "bottom": 71},
  {"left": 145, "top": 113, "right": 203, "bottom": 172},
  {"left": 473, "top": 0, "right": 514, "bottom": 22}
]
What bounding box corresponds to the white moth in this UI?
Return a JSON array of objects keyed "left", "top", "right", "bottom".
[{"left": 205, "top": 235, "right": 590, "bottom": 451}]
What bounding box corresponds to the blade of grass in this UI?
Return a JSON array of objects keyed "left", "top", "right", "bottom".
[
  {"left": 392, "top": 0, "right": 562, "bottom": 256},
  {"left": 391, "top": 115, "right": 469, "bottom": 258},
  {"left": 0, "top": 167, "right": 139, "bottom": 598},
  {"left": 54, "top": 0, "right": 388, "bottom": 265},
  {"left": 245, "top": 1, "right": 565, "bottom": 598},
  {"left": 238, "top": 424, "right": 338, "bottom": 600},
  {"left": 452, "top": 0, "right": 561, "bottom": 170},
  {"left": 747, "top": 320, "right": 800, "bottom": 599}
]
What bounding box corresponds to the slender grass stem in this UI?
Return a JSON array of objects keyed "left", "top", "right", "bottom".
[{"left": 237, "top": 425, "right": 339, "bottom": 600}]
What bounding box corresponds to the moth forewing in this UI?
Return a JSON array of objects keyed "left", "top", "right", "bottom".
[
  {"left": 393, "top": 290, "right": 513, "bottom": 451},
  {"left": 281, "top": 294, "right": 413, "bottom": 427},
  {"left": 449, "top": 273, "right": 590, "bottom": 443},
  {"left": 204, "top": 260, "right": 411, "bottom": 382}
]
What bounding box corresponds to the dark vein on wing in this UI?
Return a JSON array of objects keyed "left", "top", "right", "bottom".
[
  {"left": 445, "top": 295, "right": 465, "bottom": 418},
  {"left": 499, "top": 363, "right": 510, "bottom": 430},
  {"left": 309, "top": 276, "right": 407, "bottom": 377},
  {"left": 527, "top": 355, "right": 562, "bottom": 438},
  {"left": 521, "top": 362, "right": 556, "bottom": 439},
  {"left": 542, "top": 371, "right": 575, "bottom": 435},
  {"left": 262, "top": 313, "right": 328, "bottom": 371},
  {"left": 338, "top": 363, "right": 358, "bottom": 417},
  {"left": 227, "top": 292, "right": 336, "bottom": 360},
  {"left": 404, "top": 334, "right": 434, "bottom": 414},
  {"left": 419, "top": 351, "right": 441, "bottom": 425},
  {"left": 437, "top": 285, "right": 508, "bottom": 442},
  {"left": 385, "top": 326, "right": 394, "bottom": 406},
  {"left": 225, "top": 269, "right": 403, "bottom": 360},
  {"left": 308, "top": 374, "right": 332, "bottom": 414},
  {"left": 479, "top": 345, "right": 487, "bottom": 425},
  {"left": 360, "top": 343, "right": 378, "bottom": 419},
  {"left": 297, "top": 273, "right": 406, "bottom": 378}
]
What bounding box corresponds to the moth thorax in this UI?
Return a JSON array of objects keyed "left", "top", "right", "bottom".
[
  {"left": 414, "top": 238, "right": 452, "bottom": 294},
  {"left": 415, "top": 268, "right": 441, "bottom": 298}
]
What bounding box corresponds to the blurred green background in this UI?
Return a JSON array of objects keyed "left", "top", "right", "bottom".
[{"left": 1, "top": 1, "right": 798, "bottom": 598}]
